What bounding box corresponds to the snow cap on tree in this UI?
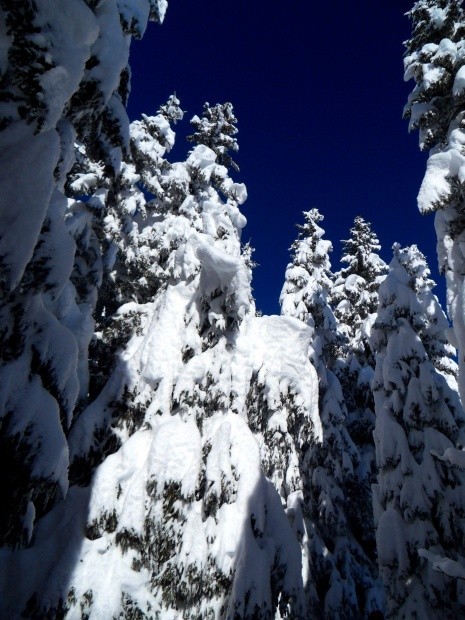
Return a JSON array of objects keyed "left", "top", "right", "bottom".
[
  {"left": 333, "top": 215, "right": 387, "bottom": 359},
  {"left": 188, "top": 102, "right": 240, "bottom": 171},
  {"left": 280, "top": 208, "right": 338, "bottom": 365},
  {"left": 337, "top": 216, "right": 385, "bottom": 287},
  {"left": 404, "top": 0, "right": 465, "bottom": 154},
  {"left": 281, "top": 209, "right": 333, "bottom": 321},
  {"left": 157, "top": 93, "right": 184, "bottom": 123}
]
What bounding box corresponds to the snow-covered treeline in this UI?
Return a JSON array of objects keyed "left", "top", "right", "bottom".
[{"left": 1, "top": 1, "right": 465, "bottom": 619}]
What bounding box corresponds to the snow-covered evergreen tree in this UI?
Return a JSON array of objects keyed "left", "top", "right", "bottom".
[
  {"left": 332, "top": 217, "right": 387, "bottom": 577},
  {"left": 98, "top": 94, "right": 185, "bottom": 310},
  {"left": 280, "top": 210, "right": 382, "bottom": 618},
  {"left": 371, "top": 243, "right": 465, "bottom": 618},
  {"left": 0, "top": 104, "right": 322, "bottom": 619},
  {"left": 0, "top": 0, "right": 167, "bottom": 548},
  {"left": 333, "top": 216, "right": 387, "bottom": 366},
  {"left": 188, "top": 102, "right": 240, "bottom": 172},
  {"left": 280, "top": 209, "right": 340, "bottom": 366},
  {"left": 67, "top": 95, "right": 185, "bottom": 405},
  {"left": 404, "top": 0, "right": 465, "bottom": 404}
]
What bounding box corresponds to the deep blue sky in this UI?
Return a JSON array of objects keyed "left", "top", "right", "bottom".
[{"left": 127, "top": 0, "right": 440, "bottom": 315}]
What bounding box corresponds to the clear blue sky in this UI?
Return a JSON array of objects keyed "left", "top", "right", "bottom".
[{"left": 127, "top": 0, "right": 441, "bottom": 315}]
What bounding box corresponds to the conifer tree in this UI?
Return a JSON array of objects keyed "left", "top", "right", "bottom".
[
  {"left": 371, "top": 243, "right": 465, "bottom": 618},
  {"left": 404, "top": 0, "right": 465, "bottom": 403},
  {"left": 333, "top": 216, "right": 387, "bottom": 366},
  {"left": 0, "top": 0, "right": 167, "bottom": 548},
  {"left": 188, "top": 101, "right": 240, "bottom": 172},
  {"left": 280, "top": 209, "right": 339, "bottom": 366},
  {"left": 4, "top": 104, "right": 322, "bottom": 620},
  {"left": 332, "top": 217, "right": 387, "bottom": 574},
  {"left": 79, "top": 96, "right": 185, "bottom": 402},
  {"left": 281, "top": 210, "right": 382, "bottom": 619}
]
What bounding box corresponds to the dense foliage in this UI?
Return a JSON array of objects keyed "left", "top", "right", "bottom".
[{"left": 1, "top": 1, "right": 465, "bottom": 618}]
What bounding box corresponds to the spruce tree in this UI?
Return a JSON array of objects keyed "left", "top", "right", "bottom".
[
  {"left": 187, "top": 102, "right": 240, "bottom": 172},
  {"left": 281, "top": 210, "right": 382, "bottom": 619},
  {"left": 404, "top": 0, "right": 465, "bottom": 403},
  {"left": 332, "top": 217, "right": 387, "bottom": 579},
  {"left": 371, "top": 243, "right": 465, "bottom": 618},
  {"left": 333, "top": 216, "right": 387, "bottom": 366},
  {"left": 280, "top": 209, "right": 339, "bottom": 366},
  {"left": 85, "top": 96, "right": 185, "bottom": 402}
]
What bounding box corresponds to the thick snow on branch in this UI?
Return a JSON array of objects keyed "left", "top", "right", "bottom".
[{"left": 0, "top": 106, "right": 321, "bottom": 617}]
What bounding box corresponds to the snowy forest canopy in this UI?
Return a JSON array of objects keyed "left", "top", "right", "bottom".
[{"left": 1, "top": 1, "right": 465, "bottom": 619}]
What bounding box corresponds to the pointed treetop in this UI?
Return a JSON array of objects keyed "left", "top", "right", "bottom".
[
  {"left": 188, "top": 102, "right": 239, "bottom": 171},
  {"left": 391, "top": 242, "right": 436, "bottom": 293},
  {"left": 405, "top": 0, "right": 464, "bottom": 53},
  {"left": 290, "top": 208, "right": 333, "bottom": 269},
  {"left": 372, "top": 243, "right": 456, "bottom": 377},
  {"left": 332, "top": 216, "right": 386, "bottom": 364},
  {"left": 297, "top": 207, "right": 325, "bottom": 233},
  {"left": 129, "top": 94, "right": 184, "bottom": 192},
  {"left": 157, "top": 93, "right": 184, "bottom": 123},
  {"left": 281, "top": 208, "right": 340, "bottom": 365},
  {"left": 339, "top": 216, "right": 384, "bottom": 277}
]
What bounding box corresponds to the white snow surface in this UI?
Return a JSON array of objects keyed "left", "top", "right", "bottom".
[
  {"left": 34, "top": 0, "right": 99, "bottom": 131},
  {"left": 418, "top": 549, "right": 465, "bottom": 580},
  {"left": 4, "top": 290, "right": 319, "bottom": 618},
  {"left": 418, "top": 125, "right": 465, "bottom": 214},
  {"left": 0, "top": 124, "right": 60, "bottom": 289}
]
